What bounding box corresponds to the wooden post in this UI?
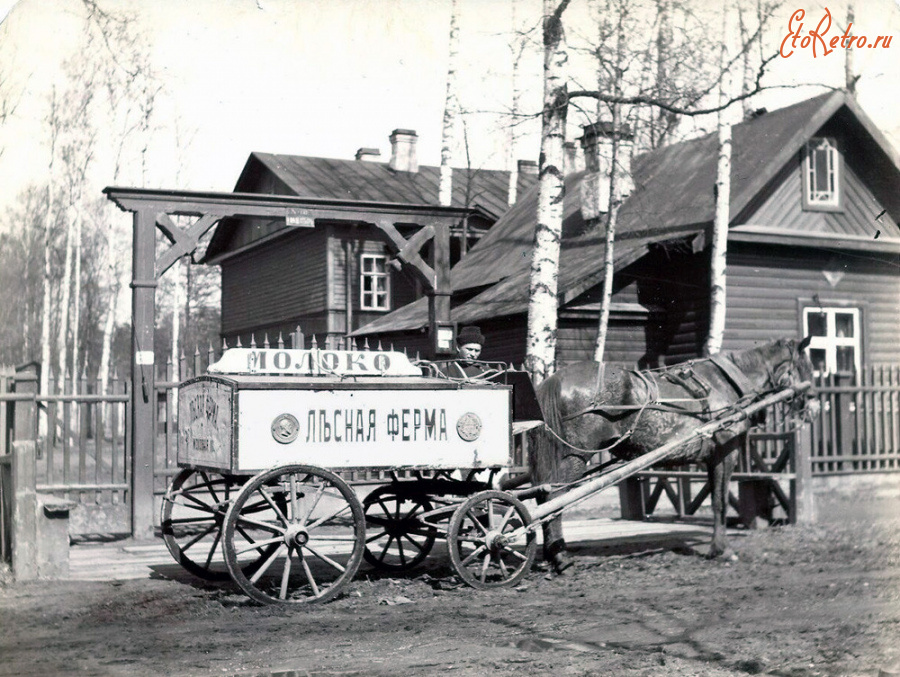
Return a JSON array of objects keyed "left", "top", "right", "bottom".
[
  {"left": 428, "top": 221, "right": 452, "bottom": 358},
  {"left": 12, "top": 362, "right": 38, "bottom": 580},
  {"left": 618, "top": 477, "right": 646, "bottom": 520},
  {"left": 791, "top": 423, "right": 816, "bottom": 524},
  {"left": 130, "top": 209, "right": 157, "bottom": 540}
]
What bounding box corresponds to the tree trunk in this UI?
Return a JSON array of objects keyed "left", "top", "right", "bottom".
[
  {"left": 506, "top": 0, "right": 522, "bottom": 207},
  {"left": 72, "top": 210, "right": 83, "bottom": 387},
  {"left": 40, "top": 185, "right": 54, "bottom": 411},
  {"left": 525, "top": 0, "right": 570, "bottom": 384},
  {"left": 438, "top": 0, "right": 460, "bottom": 207},
  {"left": 56, "top": 204, "right": 74, "bottom": 392},
  {"left": 845, "top": 3, "right": 856, "bottom": 93},
  {"left": 705, "top": 7, "right": 734, "bottom": 357},
  {"left": 593, "top": 9, "right": 625, "bottom": 363}
]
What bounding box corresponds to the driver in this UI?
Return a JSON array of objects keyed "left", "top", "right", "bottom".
[{"left": 441, "top": 326, "right": 487, "bottom": 378}]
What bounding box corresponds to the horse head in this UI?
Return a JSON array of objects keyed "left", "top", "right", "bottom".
[{"left": 769, "top": 337, "right": 817, "bottom": 420}]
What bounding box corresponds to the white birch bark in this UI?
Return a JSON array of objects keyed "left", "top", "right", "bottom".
[
  {"left": 72, "top": 209, "right": 83, "bottom": 386},
  {"left": 438, "top": 0, "right": 460, "bottom": 207},
  {"left": 593, "top": 9, "right": 625, "bottom": 363},
  {"left": 506, "top": 0, "right": 522, "bottom": 207},
  {"left": 705, "top": 7, "right": 734, "bottom": 357},
  {"left": 525, "top": 0, "right": 570, "bottom": 384}
]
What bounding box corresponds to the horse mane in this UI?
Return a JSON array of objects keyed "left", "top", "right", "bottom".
[{"left": 726, "top": 339, "right": 793, "bottom": 382}]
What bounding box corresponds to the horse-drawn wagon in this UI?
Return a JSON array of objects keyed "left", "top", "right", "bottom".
[
  {"left": 162, "top": 346, "right": 543, "bottom": 604},
  {"left": 162, "top": 340, "right": 813, "bottom": 605}
]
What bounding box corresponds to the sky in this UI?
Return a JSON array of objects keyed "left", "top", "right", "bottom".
[{"left": 0, "top": 0, "right": 899, "bottom": 221}]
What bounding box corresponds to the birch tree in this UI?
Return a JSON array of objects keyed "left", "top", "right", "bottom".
[
  {"left": 705, "top": 5, "right": 737, "bottom": 357},
  {"left": 525, "top": 0, "right": 570, "bottom": 384},
  {"left": 592, "top": 0, "right": 629, "bottom": 363},
  {"left": 438, "top": 0, "right": 461, "bottom": 207}
]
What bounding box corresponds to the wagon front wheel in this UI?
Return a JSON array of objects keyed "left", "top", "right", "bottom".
[
  {"left": 222, "top": 464, "right": 365, "bottom": 605},
  {"left": 447, "top": 490, "right": 537, "bottom": 589}
]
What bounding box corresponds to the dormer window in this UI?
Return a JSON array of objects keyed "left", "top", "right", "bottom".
[{"left": 803, "top": 137, "right": 842, "bottom": 210}]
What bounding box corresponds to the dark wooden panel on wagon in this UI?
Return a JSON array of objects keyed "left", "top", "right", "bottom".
[
  {"left": 221, "top": 228, "right": 328, "bottom": 336},
  {"left": 723, "top": 243, "right": 900, "bottom": 364}
]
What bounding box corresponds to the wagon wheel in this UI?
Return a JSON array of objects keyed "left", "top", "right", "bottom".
[
  {"left": 222, "top": 464, "right": 365, "bottom": 605},
  {"left": 447, "top": 490, "right": 537, "bottom": 590},
  {"left": 363, "top": 485, "right": 438, "bottom": 573},
  {"left": 161, "top": 468, "right": 280, "bottom": 581}
]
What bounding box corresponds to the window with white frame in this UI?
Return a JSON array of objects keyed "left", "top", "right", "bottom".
[
  {"left": 802, "top": 306, "right": 861, "bottom": 374},
  {"left": 360, "top": 254, "right": 390, "bottom": 311},
  {"left": 803, "top": 137, "right": 840, "bottom": 208}
]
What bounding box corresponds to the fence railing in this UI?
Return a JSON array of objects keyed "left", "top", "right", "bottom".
[{"left": 808, "top": 366, "right": 900, "bottom": 474}]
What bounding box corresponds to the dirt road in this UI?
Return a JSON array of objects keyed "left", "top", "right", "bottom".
[{"left": 1, "top": 493, "right": 899, "bottom": 677}]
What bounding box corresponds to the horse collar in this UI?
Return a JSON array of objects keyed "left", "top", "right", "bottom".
[{"left": 709, "top": 354, "right": 757, "bottom": 397}]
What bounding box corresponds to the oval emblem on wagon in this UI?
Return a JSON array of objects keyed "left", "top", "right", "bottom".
[
  {"left": 456, "top": 412, "right": 482, "bottom": 442},
  {"left": 271, "top": 413, "right": 300, "bottom": 444}
]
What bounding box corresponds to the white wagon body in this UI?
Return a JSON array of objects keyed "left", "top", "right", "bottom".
[{"left": 177, "top": 348, "right": 513, "bottom": 473}]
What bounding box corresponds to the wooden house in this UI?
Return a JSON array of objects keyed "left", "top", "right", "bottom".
[
  {"left": 202, "top": 129, "right": 538, "bottom": 346},
  {"left": 354, "top": 91, "right": 900, "bottom": 373}
]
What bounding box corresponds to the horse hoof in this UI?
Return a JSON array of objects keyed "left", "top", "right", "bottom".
[{"left": 551, "top": 551, "right": 575, "bottom": 574}]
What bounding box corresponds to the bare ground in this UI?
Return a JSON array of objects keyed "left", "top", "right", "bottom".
[{"left": 1, "top": 492, "right": 899, "bottom": 677}]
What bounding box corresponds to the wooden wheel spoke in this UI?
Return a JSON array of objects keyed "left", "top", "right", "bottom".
[
  {"left": 234, "top": 536, "right": 283, "bottom": 557},
  {"left": 233, "top": 514, "right": 284, "bottom": 535},
  {"left": 300, "top": 481, "right": 327, "bottom": 526},
  {"left": 197, "top": 471, "right": 222, "bottom": 503},
  {"left": 498, "top": 504, "right": 517, "bottom": 531},
  {"left": 460, "top": 544, "right": 486, "bottom": 567},
  {"left": 302, "top": 543, "right": 346, "bottom": 573},
  {"left": 498, "top": 556, "right": 510, "bottom": 578},
  {"left": 401, "top": 532, "right": 427, "bottom": 553},
  {"left": 255, "top": 487, "right": 289, "bottom": 525},
  {"left": 166, "top": 515, "right": 217, "bottom": 526},
  {"left": 464, "top": 510, "right": 489, "bottom": 536},
  {"left": 177, "top": 492, "right": 217, "bottom": 512},
  {"left": 203, "top": 528, "right": 224, "bottom": 569},
  {"left": 506, "top": 547, "right": 529, "bottom": 562},
  {"left": 300, "top": 553, "right": 321, "bottom": 598},
  {"left": 181, "top": 522, "right": 218, "bottom": 551},
  {"left": 377, "top": 535, "right": 396, "bottom": 562},
  {"left": 306, "top": 501, "right": 353, "bottom": 531},
  {"left": 279, "top": 546, "right": 293, "bottom": 600},
  {"left": 365, "top": 529, "right": 389, "bottom": 544},
  {"left": 249, "top": 544, "right": 286, "bottom": 584},
  {"left": 480, "top": 551, "right": 492, "bottom": 583}
]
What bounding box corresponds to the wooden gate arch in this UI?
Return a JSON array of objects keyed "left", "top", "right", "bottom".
[{"left": 105, "top": 187, "right": 465, "bottom": 538}]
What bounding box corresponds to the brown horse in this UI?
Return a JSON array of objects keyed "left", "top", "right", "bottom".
[{"left": 528, "top": 338, "right": 814, "bottom": 570}]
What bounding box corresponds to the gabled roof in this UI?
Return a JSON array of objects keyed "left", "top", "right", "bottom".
[
  {"left": 237, "top": 152, "right": 536, "bottom": 220},
  {"left": 204, "top": 153, "right": 538, "bottom": 261},
  {"left": 355, "top": 91, "right": 900, "bottom": 336}
]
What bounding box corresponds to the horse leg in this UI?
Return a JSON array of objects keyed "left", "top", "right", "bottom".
[
  {"left": 539, "top": 453, "right": 585, "bottom": 573},
  {"left": 707, "top": 439, "right": 739, "bottom": 559}
]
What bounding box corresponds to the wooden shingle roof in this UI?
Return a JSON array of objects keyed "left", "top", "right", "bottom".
[
  {"left": 354, "top": 91, "right": 900, "bottom": 336},
  {"left": 237, "top": 152, "right": 536, "bottom": 220}
]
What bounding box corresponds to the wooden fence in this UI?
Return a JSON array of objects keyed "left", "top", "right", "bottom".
[{"left": 807, "top": 367, "right": 900, "bottom": 474}]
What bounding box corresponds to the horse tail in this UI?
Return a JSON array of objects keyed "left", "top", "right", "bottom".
[{"left": 528, "top": 372, "right": 567, "bottom": 485}]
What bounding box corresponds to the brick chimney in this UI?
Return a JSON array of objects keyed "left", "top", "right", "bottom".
[
  {"left": 579, "top": 122, "right": 634, "bottom": 221},
  {"left": 389, "top": 129, "right": 418, "bottom": 172},
  {"left": 517, "top": 159, "right": 538, "bottom": 176},
  {"left": 355, "top": 147, "right": 381, "bottom": 162}
]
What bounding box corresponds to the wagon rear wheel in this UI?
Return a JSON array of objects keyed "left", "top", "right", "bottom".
[
  {"left": 161, "top": 468, "right": 280, "bottom": 581},
  {"left": 447, "top": 490, "right": 536, "bottom": 589},
  {"left": 222, "top": 464, "right": 365, "bottom": 605},
  {"left": 363, "top": 485, "right": 437, "bottom": 573}
]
